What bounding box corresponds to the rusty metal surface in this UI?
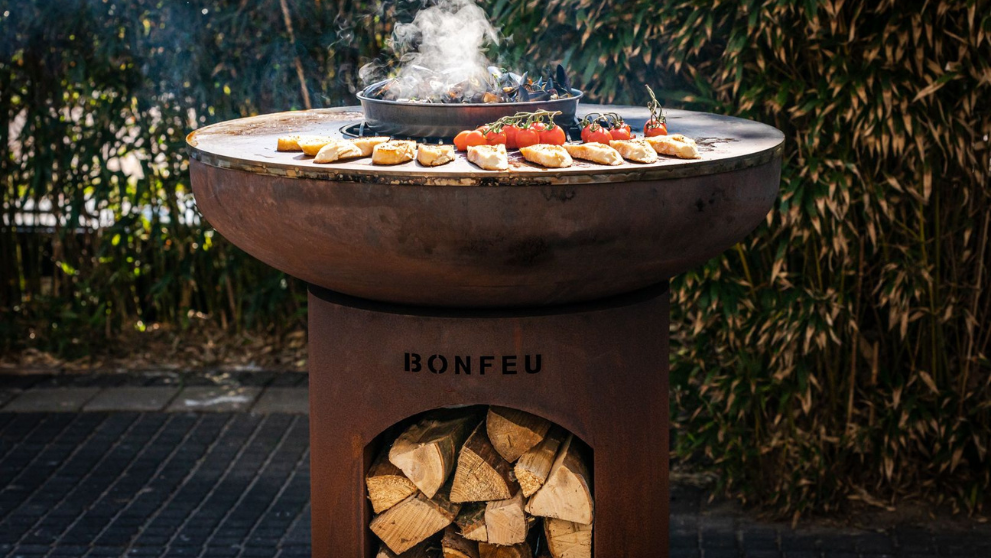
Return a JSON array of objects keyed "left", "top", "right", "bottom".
[
  {"left": 186, "top": 105, "right": 784, "bottom": 186},
  {"left": 357, "top": 83, "right": 583, "bottom": 138},
  {"left": 190, "top": 154, "right": 780, "bottom": 307},
  {"left": 307, "top": 284, "right": 669, "bottom": 558}
]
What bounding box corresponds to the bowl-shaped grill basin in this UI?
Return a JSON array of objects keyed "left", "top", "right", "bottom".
[
  {"left": 190, "top": 158, "right": 780, "bottom": 308},
  {"left": 357, "top": 83, "right": 583, "bottom": 138}
]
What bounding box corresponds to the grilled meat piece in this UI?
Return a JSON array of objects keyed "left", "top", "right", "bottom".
[
  {"left": 519, "top": 144, "right": 573, "bottom": 168},
  {"left": 563, "top": 143, "right": 624, "bottom": 166},
  {"left": 608, "top": 139, "right": 658, "bottom": 164},
  {"left": 645, "top": 134, "right": 701, "bottom": 159},
  {"left": 467, "top": 144, "right": 508, "bottom": 171},
  {"left": 416, "top": 144, "right": 456, "bottom": 167}
]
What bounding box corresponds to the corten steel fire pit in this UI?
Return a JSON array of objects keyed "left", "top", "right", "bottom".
[{"left": 187, "top": 104, "right": 783, "bottom": 558}]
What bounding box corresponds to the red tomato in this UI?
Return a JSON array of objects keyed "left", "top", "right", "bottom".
[
  {"left": 644, "top": 120, "right": 667, "bottom": 137},
  {"left": 478, "top": 126, "right": 506, "bottom": 146},
  {"left": 609, "top": 123, "right": 632, "bottom": 140},
  {"left": 504, "top": 124, "right": 520, "bottom": 149},
  {"left": 539, "top": 125, "right": 566, "bottom": 146},
  {"left": 580, "top": 124, "right": 591, "bottom": 143},
  {"left": 515, "top": 126, "right": 540, "bottom": 148},
  {"left": 453, "top": 131, "right": 470, "bottom": 151},
  {"left": 529, "top": 122, "right": 547, "bottom": 134},
  {"left": 584, "top": 124, "right": 612, "bottom": 144}
]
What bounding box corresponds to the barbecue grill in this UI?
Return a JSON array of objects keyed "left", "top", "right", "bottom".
[{"left": 187, "top": 104, "right": 784, "bottom": 558}]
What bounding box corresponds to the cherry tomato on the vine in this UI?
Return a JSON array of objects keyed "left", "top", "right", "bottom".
[
  {"left": 503, "top": 124, "right": 520, "bottom": 149},
  {"left": 644, "top": 120, "right": 667, "bottom": 137},
  {"left": 515, "top": 126, "right": 540, "bottom": 148},
  {"left": 478, "top": 125, "right": 506, "bottom": 146},
  {"left": 584, "top": 123, "right": 612, "bottom": 144},
  {"left": 539, "top": 125, "right": 567, "bottom": 146},
  {"left": 609, "top": 123, "right": 632, "bottom": 141},
  {"left": 454, "top": 129, "right": 487, "bottom": 151}
]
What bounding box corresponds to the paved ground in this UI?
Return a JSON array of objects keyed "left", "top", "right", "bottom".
[{"left": 2, "top": 373, "right": 990, "bottom": 558}]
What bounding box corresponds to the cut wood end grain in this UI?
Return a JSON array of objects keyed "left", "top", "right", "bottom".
[
  {"left": 370, "top": 487, "right": 460, "bottom": 555},
  {"left": 367, "top": 451, "right": 419, "bottom": 514},
  {"left": 450, "top": 422, "right": 518, "bottom": 503},
  {"left": 389, "top": 414, "right": 476, "bottom": 499},
  {"left": 524, "top": 434, "right": 594, "bottom": 525},
  {"left": 486, "top": 406, "right": 552, "bottom": 463}
]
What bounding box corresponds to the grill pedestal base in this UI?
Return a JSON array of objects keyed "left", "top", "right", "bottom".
[{"left": 308, "top": 284, "right": 670, "bottom": 558}]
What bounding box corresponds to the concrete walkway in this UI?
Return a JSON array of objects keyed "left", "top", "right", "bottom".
[{"left": 1, "top": 372, "right": 989, "bottom": 558}]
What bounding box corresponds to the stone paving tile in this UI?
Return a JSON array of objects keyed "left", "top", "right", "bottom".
[
  {"left": 0, "top": 405, "right": 989, "bottom": 557},
  {"left": 165, "top": 387, "right": 263, "bottom": 413},
  {"left": 251, "top": 388, "right": 309, "bottom": 415},
  {"left": 83, "top": 387, "right": 180, "bottom": 412},
  {"left": 1, "top": 388, "right": 102, "bottom": 413}
]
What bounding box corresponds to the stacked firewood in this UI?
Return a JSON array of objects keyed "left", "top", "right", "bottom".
[{"left": 367, "top": 407, "right": 593, "bottom": 558}]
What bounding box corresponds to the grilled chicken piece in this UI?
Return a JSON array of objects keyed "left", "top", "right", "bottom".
[
  {"left": 314, "top": 140, "right": 364, "bottom": 163},
  {"left": 417, "top": 144, "right": 456, "bottom": 167},
  {"left": 519, "top": 144, "right": 573, "bottom": 168},
  {"left": 372, "top": 140, "right": 417, "bottom": 165},
  {"left": 298, "top": 136, "right": 338, "bottom": 157},
  {"left": 563, "top": 143, "right": 623, "bottom": 166},
  {"left": 353, "top": 137, "right": 391, "bottom": 157},
  {"left": 467, "top": 144, "right": 509, "bottom": 171},
  {"left": 646, "top": 134, "right": 701, "bottom": 159},
  {"left": 277, "top": 135, "right": 302, "bottom": 152},
  {"left": 608, "top": 139, "right": 658, "bottom": 164}
]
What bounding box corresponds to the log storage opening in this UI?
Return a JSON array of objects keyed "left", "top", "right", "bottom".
[{"left": 367, "top": 407, "right": 593, "bottom": 558}]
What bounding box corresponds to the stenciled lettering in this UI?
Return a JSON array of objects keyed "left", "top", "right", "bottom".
[{"left": 405, "top": 353, "right": 542, "bottom": 376}]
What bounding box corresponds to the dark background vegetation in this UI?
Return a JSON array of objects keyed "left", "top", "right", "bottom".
[{"left": 2, "top": 0, "right": 989, "bottom": 518}]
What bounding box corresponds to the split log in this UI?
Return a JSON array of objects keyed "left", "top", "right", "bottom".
[
  {"left": 389, "top": 414, "right": 476, "bottom": 498},
  {"left": 543, "top": 518, "right": 592, "bottom": 558},
  {"left": 514, "top": 426, "right": 566, "bottom": 497},
  {"left": 484, "top": 490, "right": 528, "bottom": 546},
  {"left": 450, "top": 422, "right": 517, "bottom": 503},
  {"left": 370, "top": 485, "right": 461, "bottom": 554},
  {"left": 455, "top": 503, "right": 488, "bottom": 542},
  {"left": 524, "top": 434, "right": 593, "bottom": 525},
  {"left": 367, "top": 450, "right": 418, "bottom": 514},
  {"left": 486, "top": 407, "right": 551, "bottom": 463},
  {"left": 376, "top": 540, "right": 433, "bottom": 558},
  {"left": 479, "top": 542, "right": 532, "bottom": 558},
  {"left": 442, "top": 525, "right": 480, "bottom": 558}
]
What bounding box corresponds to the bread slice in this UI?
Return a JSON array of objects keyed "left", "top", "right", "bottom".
[
  {"left": 299, "top": 136, "right": 338, "bottom": 157},
  {"left": 276, "top": 135, "right": 302, "bottom": 152},
  {"left": 353, "top": 137, "right": 391, "bottom": 157},
  {"left": 467, "top": 144, "right": 508, "bottom": 171},
  {"left": 519, "top": 144, "right": 573, "bottom": 168},
  {"left": 417, "top": 144, "right": 456, "bottom": 167},
  {"left": 608, "top": 139, "right": 658, "bottom": 164},
  {"left": 314, "top": 140, "right": 364, "bottom": 163},
  {"left": 372, "top": 140, "right": 417, "bottom": 165},
  {"left": 645, "top": 134, "right": 700, "bottom": 159},
  {"left": 563, "top": 143, "right": 623, "bottom": 166}
]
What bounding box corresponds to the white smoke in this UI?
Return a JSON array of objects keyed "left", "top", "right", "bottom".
[{"left": 363, "top": 0, "right": 502, "bottom": 101}]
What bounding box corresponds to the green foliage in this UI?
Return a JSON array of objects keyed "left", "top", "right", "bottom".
[
  {"left": 495, "top": 0, "right": 991, "bottom": 515},
  {"left": 2, "top": 0, "right": 990, "bottom": 516}
]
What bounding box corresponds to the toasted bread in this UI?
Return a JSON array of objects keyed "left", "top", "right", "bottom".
[
  {"left": 467, "top": 144, "right": 508, "bottom": 171},
  {"left": 314, "top": 140, "right": 364, "bottom": 163},
  {"left": 563, "top": 143, "right": 624, "bottom": 166},
  {"left": 353, "top": 137, "right": 391, "bottom": 157},
  {"left": 645, "top": 134, "right": 700, "bottom": 159},
  {"left": 298, "top": 136, "right": 338, "bottom": 157},
  {"left": 372, "top": 140, "right": 416, "bottom": 165},
  {"left": 276, "top": 135, "right": 302, "bottom": 152},
  {"left": 416, "top": 144, "right": 456, "bottom": 167},
  {"left": 519, "top": 144, "right": 573, "bottom": 168},
  {"left": 608, "top": 139, "right": 658, "bottom": 164}
]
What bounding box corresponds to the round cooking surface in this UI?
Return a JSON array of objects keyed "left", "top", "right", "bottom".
[
  {"left": 187, "top": 104, "right": 783, "bottom": 307},
  {"left": 187, "top": 105, "right": 783, "bottom": 186}
]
